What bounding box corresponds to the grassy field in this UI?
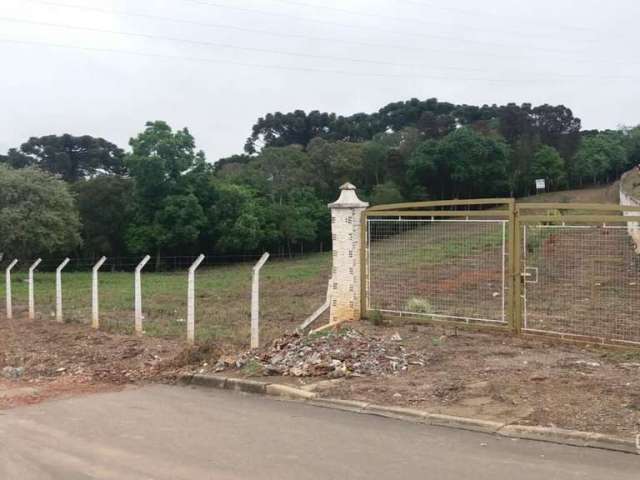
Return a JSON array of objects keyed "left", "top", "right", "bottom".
[{"left": 0, "top": 254, "right": 331, "bottom": 346}]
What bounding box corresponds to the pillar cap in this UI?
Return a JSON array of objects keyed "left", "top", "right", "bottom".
[{"left": 328, "top": 183, "right": 369, "bottom": 209}]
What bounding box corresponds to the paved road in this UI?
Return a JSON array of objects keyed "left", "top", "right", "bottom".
[{"left": 0, "top": 385, "right": 638, "bottom": 479}]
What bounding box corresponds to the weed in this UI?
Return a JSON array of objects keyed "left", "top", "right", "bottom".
[
  {"left": 241, "top": 359, "right": 264, "bottom": 377},
  {"left": 368, "top": 310, "right": 384, "bottom": 326},
  {"left": 405, "top": 297, "right": 434, "bottom": 314}
]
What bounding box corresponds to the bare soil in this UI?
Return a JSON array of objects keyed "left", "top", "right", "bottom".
[
  {"left": 0, "top": 317, "right": 209, "bottom": 409},
  {"left": 243, "top": 322, "right": 640, "bottom": 439}
]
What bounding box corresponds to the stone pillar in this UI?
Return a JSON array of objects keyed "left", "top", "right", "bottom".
[{"left": 329, "top": 183, "right": 369, "bottom": 323}]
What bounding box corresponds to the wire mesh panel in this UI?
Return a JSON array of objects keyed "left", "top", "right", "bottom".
[
  {"left": 523, "top": 225, "right": 640, "bottom": 345},
  {"left": 367, "top": 218, "right": 508, "bottom": 324}
]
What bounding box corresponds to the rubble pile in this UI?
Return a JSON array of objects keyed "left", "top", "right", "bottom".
[{"left": 217, "top": 329, "right": 428, "bottom": 378}]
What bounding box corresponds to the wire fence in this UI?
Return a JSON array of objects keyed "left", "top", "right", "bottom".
[
  {"left": 0, "top": 254, "right": 331, "bottom": 347},
  {"left": 367, "top": 218, "right": 509, "bottom": 325},
  {"left": 523, "top": 225, "right": 640, "bottom": 345}
]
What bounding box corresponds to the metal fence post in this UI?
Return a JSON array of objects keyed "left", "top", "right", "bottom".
[
  {"left": 91, "top": 256, "right": 107, "bottom": 329},
  {"left": 56, "top": 258, "right": 70, "bottom": 323},
  {"left": 251, "top": 252, "right": 270, "bottom": 349},
  {"left": 187, "top": 254, "right": 205, "bottom": 344},
  {"left": 28, "top": 258, "right": 42, "bottom": 320},
  {"left": 134, "top": 255, "right": 151, "bottom": 335},
  {"left": 5, "top": 259, "right": 18, "bottom": 319}
]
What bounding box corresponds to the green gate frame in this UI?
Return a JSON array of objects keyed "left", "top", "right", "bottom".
[{"left": 361, "top": 198, "right": 640, "bottom": 344}]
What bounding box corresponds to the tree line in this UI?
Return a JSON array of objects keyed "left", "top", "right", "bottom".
[{"left": 1, "top": 98, "right": 640, "bottom": 263}]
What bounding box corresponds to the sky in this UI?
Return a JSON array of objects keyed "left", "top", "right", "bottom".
[{"left": 1, "top": 0, "right": 639, "bottom": 162}]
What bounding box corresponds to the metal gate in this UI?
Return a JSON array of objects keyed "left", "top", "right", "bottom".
[
  {"left": 364, "top": 199, "right": 515, "bottom": 328},
  {"left": 519, "top": 204, "right": 640, "bottom": 346},
  {"left": 363, "top": 199, "right": 640, "bottom": 346}
]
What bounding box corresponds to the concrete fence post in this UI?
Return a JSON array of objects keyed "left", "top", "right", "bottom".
[
  {"left": 91, "top": 256, "right": 107, "bottom": 329},
  {"left": 28, "top": 258, "right": 42, "bottom": 320},
  {"left": 55, "top": 258, "right": 70, "bottom": 323},
  {"left": 251, "top": 252, "right": 270, "bottom": 349},
  {"left": 187, "top": 254, "right": 205, "bottom": 344},
  {"left": 5, "top": 259, "right": 18, "bottom": 319},
  {"left": 134, "top": 255, "right": 151, "bottom": 335},
  {"left": 328, "top": 183, "right": 369, "bottom": 324}
]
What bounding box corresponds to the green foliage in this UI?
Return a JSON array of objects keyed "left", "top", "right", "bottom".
[
  {"left": 125, "top": 121, "right": 208, "bottom": 258},
  {"left": 405, "top": 297, "right": 434, "bottom": 314},
  {"left": 0, "top": 165, "right": 82, "bottom": 258},
  {"left": 72, "top": 176, "right": 134, "bottom": 257},
  {"left": 573, "top": 132, "right": 627, "bottom": 184},
  {"left": 368, "top": 310, "right": 384, "bottom": 326},
  {"left": 1, "top": 97, "right": 638, "bottom": 261},
  {"left": 5, "top": 134, "right": 126, "bottom": 182},
  {"left": 530, "top": 145, "right": 567, "bottom": 190},
  {"left": 407, "top": 128, "right": 510, "bottom": 198},
  {"left": 370, "top": 181, "right": 404, "bottom": 205}
]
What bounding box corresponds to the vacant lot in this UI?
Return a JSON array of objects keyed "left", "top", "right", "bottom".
[
  {"left": 227, "top": 322, "right": 640, "bottom": 438},
  {"left": 0, "top": 254, "right": 330, "bottom": 346}
]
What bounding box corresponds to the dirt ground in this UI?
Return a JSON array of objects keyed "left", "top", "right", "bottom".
[
  {"left": 0, "top": 317, "right": 199, "bottom": 409},
  {"left": 223, "top": 321, "right": 640, "bottom": 439},
  {"left": 2, "top": 314, "right": 640, "bottom": 439},
  {"left": 321, "top": 324, "right": 640, "bottom": 438}
]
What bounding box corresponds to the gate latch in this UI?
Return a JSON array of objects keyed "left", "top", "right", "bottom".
[{"left": 523, "top": 267, "right": 539, "bottom": 284}]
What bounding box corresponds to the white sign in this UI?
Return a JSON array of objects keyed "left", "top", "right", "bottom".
[{"left": 535, "top": 178, "right": 546, "bottom": 190}]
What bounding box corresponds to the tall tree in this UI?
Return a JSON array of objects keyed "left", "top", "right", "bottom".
[
  {"left": 529, "top": 145, "right": 567, "bottom": 191},
  {"left": 16, "top": 134, "right": 125, "bottom": 181},
  {"left": 125, "top": 121, "right": 208, "bottom": 265},
  {"left": 572, "top": 132, "right": 627, "bottom": 185},
  {"left": 73, "top": 176, "right": 134, "bottom": 258},
  {"left": 0, "top": 165, "right": 82, "bottom": 258}
]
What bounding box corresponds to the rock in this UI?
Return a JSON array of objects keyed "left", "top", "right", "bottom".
[
  {"left": 574, "top": 360, "right": 600, "bottom": 368},
  {"left": 390, "top": 332, "right": 402, "bottom": 342},
  {"left": 2, "top": 366, "right": 24, "bottom": 379}
]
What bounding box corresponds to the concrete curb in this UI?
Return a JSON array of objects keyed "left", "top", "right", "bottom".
[{"left": 185, "top": 374, "right": 638, "bottom": 455}]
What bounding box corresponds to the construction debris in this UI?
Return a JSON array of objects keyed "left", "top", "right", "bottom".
[{"left": 216, "top": 329, "right": 428, "bottom": 377}]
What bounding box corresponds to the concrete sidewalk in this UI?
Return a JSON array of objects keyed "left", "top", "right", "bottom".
[{"left": 0, "top": 385, "right": 638, "bottom": 479}]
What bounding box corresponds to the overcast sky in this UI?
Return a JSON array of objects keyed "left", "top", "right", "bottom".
[{"left": 1, "top": 0, "right": 639, "bottom": 161}]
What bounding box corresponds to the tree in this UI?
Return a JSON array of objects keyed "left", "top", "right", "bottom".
[
  {"left": 0, "top": 148, "right": 32, "bottom": 169},
  {"left": 245, "top": 110, "right": 338, "bottom": 153},
  {"left": 16, "top": 134, "right": 125, "bottom": 181},
  {"left": 531, "top": 104, "right": 581, "bottom": 164},
  {"left": 572, "top": 132, "right": 627, "bottom": 185},
  {"left": 209, "top": 184, "right": 276, "bottom": 252},
  {"left": 307, "top": 138, "right": 366, "bottom": 198},
  {"left": 407, "top": 139, "right": 439, "bottom": 197},
  {"left": 73, "top": 176, "right": 134, "bottom": 258},
  {"left": 407, "top": 128, "right": 510, "bottom": 199},
  {"left": 0, "top": 165, "right": 82, "bottom": 258},
  {"left": 529, "top": 145, "right": 567, "bottom": 191},
  {"left": 125, "top": 121, "right": 208, "bottom": 264},
  {"left": 370, "top": 181, "right": 404, "bottom": 205}
]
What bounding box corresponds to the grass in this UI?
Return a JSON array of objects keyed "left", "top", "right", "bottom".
[
  {"left": 0, "top": 253, "right": 330, "bottom": 346},
  {"left": 371, "top": 222, "right": 506, "bottom": 271}
]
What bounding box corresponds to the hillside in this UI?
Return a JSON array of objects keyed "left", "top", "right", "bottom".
[{"left": 518, "top": 182, "right": 620, "bottom": 204}]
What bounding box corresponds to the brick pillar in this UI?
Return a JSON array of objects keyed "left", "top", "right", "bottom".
[{"left": 329, "top": 183, "right": 369, "bottom": 323}]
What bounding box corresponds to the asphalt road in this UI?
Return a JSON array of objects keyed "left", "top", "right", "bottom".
[{"left": 0, "top": 385, "right": 638, "bottom": 479}]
